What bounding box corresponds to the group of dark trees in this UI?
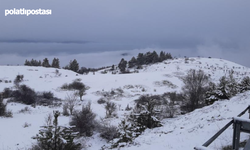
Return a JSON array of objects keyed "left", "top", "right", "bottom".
[
  {"left": 205, "top": 73, "right": 250, "bottom": 105},
  {"left": 118, "top": 51, "right": 172, "bottom": 73},
  {"left": 25, "top": 58, "right": 60, "bottom": 68}
]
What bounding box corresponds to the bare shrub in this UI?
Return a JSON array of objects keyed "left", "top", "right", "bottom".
[
  {"left": 5, "top": 110, "right": 13, "bottom": 118},
  {"left": 62, "top": 103, "right": 69, "bottom": 116},
  {"left": 64, "top": 93, "right": 78, "bottom": 115},
  {"left": 23, "top": 122, "right": 31, "bottom": 128},
  {"left": 44, "top": 113, "right": 53, "bottom": 126},
  {"left": 105, "top": 101, "right": 117, "bottom": 118},
  {"left": 19, "top": 106, "right": 31, "bottom": 113}
]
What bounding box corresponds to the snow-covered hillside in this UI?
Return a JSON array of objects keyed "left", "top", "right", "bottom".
[{"left": 0, "top": 57, "right": 250, "bottom": 150}]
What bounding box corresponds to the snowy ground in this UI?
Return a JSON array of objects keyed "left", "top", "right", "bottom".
[{"left": 1, "top": 57, "right": 250, "bottom": 150}]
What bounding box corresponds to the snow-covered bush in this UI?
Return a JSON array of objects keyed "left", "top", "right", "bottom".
[
  {"left": 238, "top": 76, "right": 250, "bottom": 93},
  {"left": 32, "top": 111, "right": 81, "bottom": 150},
  {"left": 206, "top": 74, "right": 241, "bottom": 105},
  {"left": 100, "top": 125, "right": 119, "bottom": 142},
  {"left": 129, "top": 95, "right": 163, "bottom": 132},
  {"left": 110, "top": 119, "right": 135, "bottom": 149},
  {"left": 70, "top": 102, "right": 96, "bottom": 137},
  {"left": 14, "top": 74, "right": 24, "bottom": 87}
]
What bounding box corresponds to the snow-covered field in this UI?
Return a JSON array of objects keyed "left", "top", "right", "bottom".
[{"left": 1, "top": 57, "right": 250, "bottom": 150}]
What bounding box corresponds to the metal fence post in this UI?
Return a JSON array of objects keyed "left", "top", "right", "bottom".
[
  {"left": 248, "top": 105, "right": 250, "bottom": 119},
  {"left": 232, "top": 121, "right": 241, "bottom": 150}
]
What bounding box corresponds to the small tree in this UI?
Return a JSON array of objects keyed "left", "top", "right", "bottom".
[
  {"left": 105, "top": 101, "right": 117, "bottom": 118},
  {"left": 0, "top": 95, "right": 6, "bottom": 116},
  {"left": 181, "top": 69, "right": 210, "bottom": 112},
  {"left": 33, "top": 111, "right": 81, "bottom": 150},
  {"left": 69, "top": 59, "right": 79, "bottom": 73},
  {"left": 14, "top": 74, "right": 24, "bottom": 87},
  {"left": 128, "top": 57, "right": 137, "bottom": 68},
  {"left": 238, "top": 76, "right": 250, "bottom": 93},
  {"left": 51, "top": 58, "right": 60, "bottom": 68},
  {"left": 118, "top": 58, "right": 127, "bottom": 73},
  {"left": 111, "top": 119, "right": 135, "bottom": 149},
  {"left": 70, "top": 102, "right": 96, "bottom": 136},
  {"left": 64, "top": 93, "right": 78, "bottom": 115},
  {"left": 42, "top": 58, "right": 50, "bottom": 68}
]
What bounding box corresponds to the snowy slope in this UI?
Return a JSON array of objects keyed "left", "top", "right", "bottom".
[{"left": 0, "top": 57, "right": 250, "bottom": 150}]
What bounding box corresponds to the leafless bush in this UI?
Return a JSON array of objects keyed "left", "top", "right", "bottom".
[
  {"left": 23, "top": 122, "right": 31, "bottom": 128},
  {"left": 64, "top": 93, "right": 78, "bottom": 115},
  {"left": 105, "top": 101, "right": 117, "bottom": 118},
  {"left": 62, "top": 103, "right": 69, "bottom": 116},
  {"left": 181, "top": 69, "right": 210, "bottom": 112},
  {"left": 19, "top": 106, "right": 31, "bottom": 113},
  {"left": 44, "top": 113, "right": 53, "bottom": 126}
]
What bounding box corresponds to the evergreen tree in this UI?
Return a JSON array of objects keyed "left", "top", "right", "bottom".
[
  {"left": 0, "top": 95, "right": 6, "bottom": 116},
  {"left": 151, "top": 51, "right": 159, "bottom": 63},
  {"left": 239, "top": 76, "right": 250, "bottom": 93},
  {"left": 118, "top": 58, "right": 127, "bottom": 73},
  {"left": 42, "top": 58, "right": 50, "bottom": 67},
  {"left": 69, "top": 59, "right": 79, "bottom": 73},
  {"left": 159, "top": 51, "right": 166, "bottom": 62},
  {"left": 136, "top": 53, "right": 144, "bottom": 66},
  {"left": 24, "top": 60, "right": 31, "bottom": 66},
  {"left": 33, "top": 111, "right": 81, "bottom": 150},
  {"left": 128, "top": 57, "right": 137, "bottom": 68},
  {"left": 165, "top": 52, "right": 172, "bottom": 59},
  {"left": 51, "top": 58, "right": 60, "bottom": 68}
]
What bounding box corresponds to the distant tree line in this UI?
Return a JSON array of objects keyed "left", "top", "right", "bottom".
[
  {"left": 24, "top": 51, "right": 172, "bottom": 74},
  {"left": 118, "top": 51, "right": 172, "bottom": 73},
  {"left": 24, "top": 58, "right": 60, "bottom": 68}
]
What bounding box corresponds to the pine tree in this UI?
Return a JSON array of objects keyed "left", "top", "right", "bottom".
[
  {"left": 118, "top": 58, "right": 127, "bottom": 73},
  {"left": 24, "top": 60, "right": 31, "bottom": 66},
  {"left": 159, "top": 51, "right": 166, "bottom": 62},
  {"left": 33, "top": 111, "right": 81, "bottom": 150},
  {"left": 238, "top": 76, "right": 250, "bottom": 93},
  {"left": 42, "top": 58, "right": 50, "bottom": 67},
  {"left": 151, "top": 51, "right": 159, "bottom": 63},
  {"left": 69, "top": 59, "right": 79, "bottom": 72},
  {"left": 136, "top": 53, "right": 144, "bottom": 66},
  {"left": 51, "top": 58, "right": 60, "bottom": 68},
  {"left": 128, "top": 57, "right": 137, "bottom": 68},
  {"left": 0, "top": 95, "right": 6, "bottom": 116}
]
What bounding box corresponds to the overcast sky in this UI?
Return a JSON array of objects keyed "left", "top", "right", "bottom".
[{"left": 0, "top": 0, "right": 250, "bottom": 68}]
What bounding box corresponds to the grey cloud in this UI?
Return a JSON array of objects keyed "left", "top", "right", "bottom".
[
  {"left": 0, "top": 39, "right": 91, "bottom": 44},
  {"left": 0, "top": 0, "right": 250, "bottom": 67}
]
